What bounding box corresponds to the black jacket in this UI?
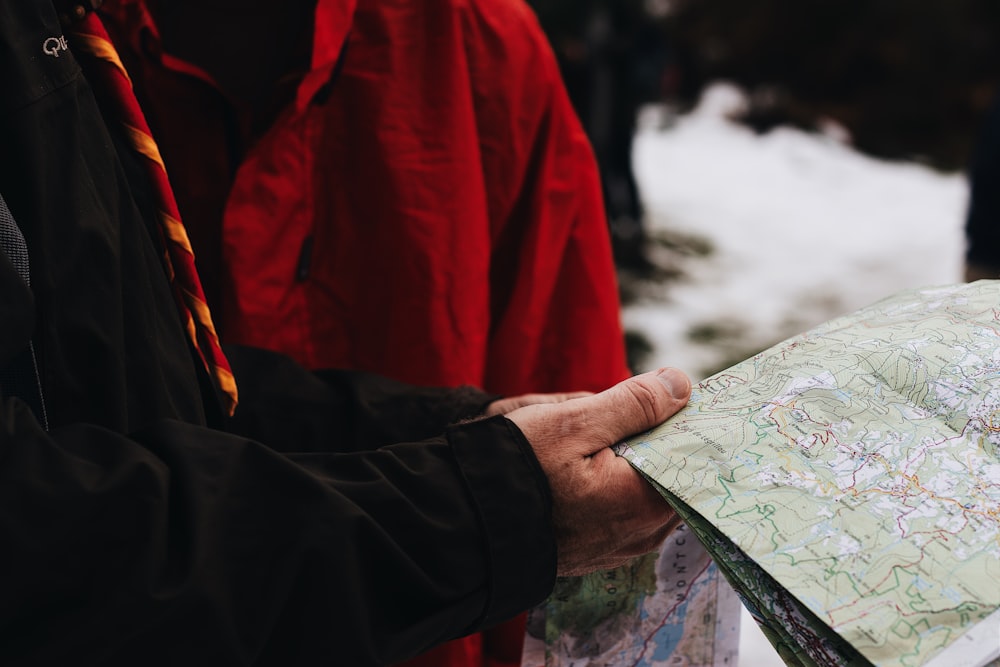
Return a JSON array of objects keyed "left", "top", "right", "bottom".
[
  {"left": 0, "top": 1, "right": 556, "bottom": 664},
  {"left": 966, "top": 92, "right": 1000, "bottom": 273}
]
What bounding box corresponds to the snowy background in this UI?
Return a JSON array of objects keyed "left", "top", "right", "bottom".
[{"left": 625, "top": 83, "right": 970, "bottom": 666}]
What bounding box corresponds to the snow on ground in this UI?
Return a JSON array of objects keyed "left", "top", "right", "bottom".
[
  {"left": 628, "top": 83, "right": 968, "bottom": 383},
  {"left": 627, "top": 83, "right": 970, "bottom": 666}
]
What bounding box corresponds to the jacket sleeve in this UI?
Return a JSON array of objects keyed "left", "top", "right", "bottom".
[
  {"left": 468, "top": 2, "right": 632, "bottom": 395},
  {"left": 0, "top": 395, "right": 555, "bottom": 665},
  {"left": 223, "top": 344, "right": 500, "bottom": 452}
]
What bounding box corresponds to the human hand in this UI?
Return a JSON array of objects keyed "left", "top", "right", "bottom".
[
  {"left": 484, "top": 391, "right": 592, "bottom": 417},
  {"left": 505, "top": 368, "right": 691, "bottom": 576}
]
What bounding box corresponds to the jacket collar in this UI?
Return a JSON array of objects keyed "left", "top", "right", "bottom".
[
  {"left": 298, "top": 0, "right": 355, "bottom": 110},
  {"left": 100, "top": 0, "right": 356, "bottom": 110}
]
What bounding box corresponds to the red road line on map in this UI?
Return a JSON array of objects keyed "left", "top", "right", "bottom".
[{"left": 629, "top": 558, "right": 714, "bottom": 667}]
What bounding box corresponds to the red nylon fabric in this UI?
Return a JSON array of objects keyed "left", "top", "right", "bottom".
[
  {"left": 225, "top": 0, "right": 629, "bottom": 396},
  {"left": 101, "top": 0, "right": 630, "bottom": 664}
]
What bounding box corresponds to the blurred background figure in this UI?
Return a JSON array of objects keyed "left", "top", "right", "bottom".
[
  {"left": 964, "top": 92, "right": 1000, "bottom": 281},
  {"left": 530, "top": 0, "right": 681, "bottom": 273}
]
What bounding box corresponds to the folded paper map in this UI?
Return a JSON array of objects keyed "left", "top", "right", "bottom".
[
  {"left": 521, "top": 533, "right": 740, "bottom": 667},
  {"left": 615, "top": 281, "right": 1000, "bottom": 667}
]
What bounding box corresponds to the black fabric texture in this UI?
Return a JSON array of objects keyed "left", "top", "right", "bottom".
[
  {"left": 0, "top": 400, "right": 554, "bottom": 666},
  {"left": 0, "top": 0, "right": 207, "bottom": 432},
  {"left": 0, "top": 251, "right": 34, "bottom": 368},
  {"left": 0, "top": 193, "right": 47, "bottom": 427},
  {"left": 0, "top": 0, "right": 558, "bottom": 663},
  {"left": 966, "top": 93, "right": 1000, "bottom": 270},
  {"left": 0, "top": 1, "right": 81, "bottom": 113},
  {"left": 0, "top": 193, "right": 30, "bottom": 280},
  {"left": 225, "top": 344, "right": 499, "bottom": 453},
  {"left": 449, "top": 416, "right": 557, "bottom": 628}
]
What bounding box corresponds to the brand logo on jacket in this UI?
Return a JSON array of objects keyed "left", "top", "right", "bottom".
[{"left": 42, "top": 36, "right": 69, "bottom": 58}]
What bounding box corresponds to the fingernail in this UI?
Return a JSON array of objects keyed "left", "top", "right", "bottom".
[{"left": 656, "top": 368, "right": 690, "bottom": 398}]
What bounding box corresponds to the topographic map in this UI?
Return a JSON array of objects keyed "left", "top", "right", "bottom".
[
  {"left": 616, "top": 281, "right": 1000, "bottom": 667},
  {"left": 521, "top": 531, "right": 740, "bottom": 667}
]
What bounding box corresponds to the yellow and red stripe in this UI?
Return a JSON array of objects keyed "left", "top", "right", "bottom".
[{"left": 69, "top": 13, "right": 238, "bottom": 415}]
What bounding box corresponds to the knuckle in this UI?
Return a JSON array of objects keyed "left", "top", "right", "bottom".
[{"left": 623, "top": 378, "right": 665, "bottom": 424}]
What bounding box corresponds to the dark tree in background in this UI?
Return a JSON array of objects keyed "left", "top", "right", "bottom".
[{"left": 658, "top": 0, "right": 1000, "bottom": 171}]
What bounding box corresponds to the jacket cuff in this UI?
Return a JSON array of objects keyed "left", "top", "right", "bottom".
[
  {"left": 447, "top": 385, "right": 501, "bottom": 422},
  {"left": 447, "top": 415, "right": 556, "bottom": 628}
]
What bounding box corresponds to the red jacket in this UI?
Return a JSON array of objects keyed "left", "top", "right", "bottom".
[{"left": 102, "top": 0, "right": 629, "bottom": 664}]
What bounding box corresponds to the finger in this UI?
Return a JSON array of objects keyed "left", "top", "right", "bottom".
[
  {"left": 484, "top": 391, "right": 593, "bottom": 416},
  {"left": 516, "top": 391, "right": 591, "bottom": 408},
  {"left": 572, "top": 367, "right": 691, "bottom": 455}
]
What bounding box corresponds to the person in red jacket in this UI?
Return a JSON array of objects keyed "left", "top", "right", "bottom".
[{"left": 99, "top": 1, "right": 631, "bottom": 664}]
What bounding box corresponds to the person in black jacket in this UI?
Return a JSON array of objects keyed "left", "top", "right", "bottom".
[
  {"left": 0, "top": 1, "right": 692, "bottom": 665},
  {"left": 965, "top": 90, "right": 1000, "bottom": 281}
]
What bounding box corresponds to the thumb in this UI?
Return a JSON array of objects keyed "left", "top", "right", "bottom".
[
  {"left": 578, "top": 367, "right": 692, "bottom": 453},
  {"left": 505, "top": 367, "right": 692, "bottom": 460}
]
